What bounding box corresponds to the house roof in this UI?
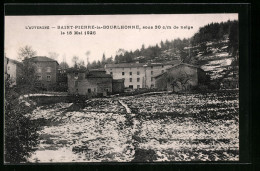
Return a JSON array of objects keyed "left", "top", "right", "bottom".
[
  {"left": 112, "top": 79, "right": 124, "bottom": 83},
  {"left": 67, "top": 68, "right": 112, "bottom": 78},
  {"left": 165, "top": 63, "right": 200, "bottom": 70},
  {"left": 66, "top": 68, "right": 87, "bottom": 73},
  {"left": 6, "top": 57, "right": 22, "bottom": 65},
  {"left": 105, "top": 63, "right": 145, "bottom": 68},
  {"left": 86, "top": 71, "right": 112, "bottom": 78},
  {"left": 144, "top": 60, "right": 181, "bottom": 67},
  {"left": 25, "top": 56, "right": 59, "bottom": 64},
  {"left": 89, "top": 68, "right": 106, "bottom": 72},
  {"left": 106, "top": 60, "right": 181, "bottom": 68},
  {"left": 154, "top": 63, "right": 201, "bottom": 78}
]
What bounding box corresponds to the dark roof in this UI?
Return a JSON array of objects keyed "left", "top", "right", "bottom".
[
  {"left": 106, "top": 63, "right": 145, "bottom": 68},
  {"left": 106, "top": 60, "right": 181, "bottom": 68},
  {"left": 67, "top": 68, "right": 112, "bottom": 78},
  {"left": 86, "top": 71, "right": 112, "bottom": 78},
  {"left": 144, "top": 60, "right": 181, "bottom": 67},
  {"left": 25, "top": 56, "right": 59, "bottom": 64},
  {"left": 112, "top": 79, "right": 124, "bottom": 82},
  {"left": 89, "top": 68, "right": 106, "bottom": 72},
  {"left": 6, "top": 57, "right": 22, "bottom": 65},
  {"left": 66, "top": 68, "right": 87, "bottom": 73},
  {"left": 165, "top": 60, "right": 182, "bottom": 65},
  {"left": 165, "top": 63, "right": 200, "bottom": 70}
]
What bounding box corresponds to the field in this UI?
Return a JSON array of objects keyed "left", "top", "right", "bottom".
[{"left": 26, "top": 90, "right": 239, "bottom": 162}]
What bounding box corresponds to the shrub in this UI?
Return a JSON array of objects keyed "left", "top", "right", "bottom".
[{"left": 4, "top": 84, "right": 39, "bottom": 163}]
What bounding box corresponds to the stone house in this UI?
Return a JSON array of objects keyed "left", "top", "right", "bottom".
[
  {"left": 67, "top": 69, "right": 113, "bottom": 96},
  {"left": 4, "top": 57, "right": 22, "bottom": 86},
  {"left": 25, "top": 56, "right": 59, "bottom": 90},
  {"left": 154, "top": 63, "right": 206, "bottom": 92}
]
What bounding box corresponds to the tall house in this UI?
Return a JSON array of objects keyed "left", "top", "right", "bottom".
[
  {"left": 105, "top": 60, "right": 181, "bottom": 89},
  {"left": 5, "top": 57, "right": 22, "bottom": 86},
  {"left": 25, "top": 56, "right": 59, "bottom": 90},
  {"left": 105, "top": 63, "right": 145, "bottom": 89}
]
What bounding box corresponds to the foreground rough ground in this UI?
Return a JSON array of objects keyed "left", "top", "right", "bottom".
[{"left": 26, "top": 91, "right": 239, "bottom": 162}]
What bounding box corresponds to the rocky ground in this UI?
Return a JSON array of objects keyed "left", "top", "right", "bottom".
[{"left": 26, "top": 90, "right": 239, "bottom": 162}]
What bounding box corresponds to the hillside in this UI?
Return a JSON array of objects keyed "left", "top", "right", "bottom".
[{"left": 114, "top": 20, "right": 238, "bottom": 82}]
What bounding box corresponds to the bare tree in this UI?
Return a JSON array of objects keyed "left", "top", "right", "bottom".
[
  {"left": 18, "top": 45, "right": 37, "bottom": 60},
  {"left": 48, "top": 52, "right": 59, "bottom": 60},
  {"left": 85, "top": 51, "right": 91, "bottom": 68},
  {"left": 72, "top": 56, "right": 79, "bottom": 68},
  {"left": 116, "top": 48, "right": 126, "bottom": 56},
  {"left": 60, "top": 61, "right": 69, "bottom": 69},
  {"left": 78, "top": 60, "right": 86, "bottom": 69}
]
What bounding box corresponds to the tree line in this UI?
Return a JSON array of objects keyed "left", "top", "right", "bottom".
[{"left": 111, "top": 20, "right": 238, "bottom": 65}]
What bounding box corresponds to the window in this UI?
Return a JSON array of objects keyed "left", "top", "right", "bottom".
[
  {"left": 162, "top": 70, "right": 164, "bottom": 73},
  {"left": 151, "top": 66, "right": 153, "bottom": 69},
  {"left": 151, "top": 71, "right": 153, "bottom": 75},
  {"left": 47, "top": 75, "right": 51, "bottom": 81},
  {"left": 137, "top": 85, "right": 140, "bottom": 89},
  {"left": 74, "top": 72, "right": 79, "bottom": 79},
  {"left": 94, "top": 88, "right": 96, "bottom": 92},
  {"left": 110, "top": 72, "right": 113, "bottom": 75},
  {"left": 88, "top": 89, "right": 91, "bottom": 93},
  {"left": 137, "top": 71, "right": 140, "bottom": 75},
  {"left": 8, "top": 66, "right": 10, "bottom": 70},
  {"left": 37, "top": 75, "right": 42, "bottom": 80},
  {"left": 130, "top": 78, "right": 132, "bottom": 82},
  {"left": 129, "top": 72, "right": 132, "bottom": 75},
  {"left": 162, "top": 65, "right": 164, "bottom": 68},
  {"left": 37, "top": 67, "right": 42, "bottom": 73},
  {"left": 151, "top": 77, "right": 153, "bottom": 81},
  {"left": 46, "top": 67, "right": 51, "bottom": 72},
  {"left": 137, "top": 78, "right": 140, "bottom": 82},
  {"left": 75, "top": 81, "right": 78, "bottom": 87},
  {"left": 129, "top": 85, "right": 133, "bottom": 89},
  {"left": 122, "top": 72, "right": 125, "bottom": 76}
]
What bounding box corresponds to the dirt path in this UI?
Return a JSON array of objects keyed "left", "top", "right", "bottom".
[{"left": 118, "top": 100, "right": 132, "bottom": 113}]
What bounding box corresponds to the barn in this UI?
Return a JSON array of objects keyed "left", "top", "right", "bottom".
[{"left": 154, "top": 63, "right": 207, "bottom": 92}]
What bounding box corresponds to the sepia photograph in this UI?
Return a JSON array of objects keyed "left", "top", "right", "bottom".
[{"left": 4, "top": 13, "right": 239, "bottom": 163}]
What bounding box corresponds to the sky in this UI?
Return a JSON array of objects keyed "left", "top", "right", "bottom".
[{"left": 5, "top": 14, "right": 238, "bottom": 67}]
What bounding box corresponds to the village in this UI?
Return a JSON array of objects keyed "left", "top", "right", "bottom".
[
  {"left": 4, "top": 54, "right": 239, "bottom": 163},
  {"left": 4, "top": 15, "right": 240, "bottom": 163},
  {"left": 4, "top": 56, "right": 210, "bottom": 97}
]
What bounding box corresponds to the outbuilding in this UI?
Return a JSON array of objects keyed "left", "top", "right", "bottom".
[{"left": 154, "top": 63, "right": 207, "bottom": 92}]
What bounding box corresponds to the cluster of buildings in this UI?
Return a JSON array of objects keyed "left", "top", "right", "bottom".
[
  {"left": 104, "top": 61, "right": 207, "bottom": 92},
  {"left": 5, "top": 56, "right": 206, "bottom": 96}
]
